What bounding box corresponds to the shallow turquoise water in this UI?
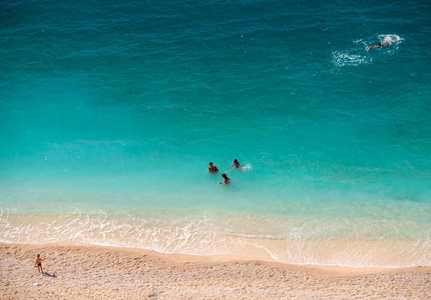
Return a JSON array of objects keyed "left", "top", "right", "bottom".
[{"left": 1, "top": 0, "right": 430, "bottom": 266}]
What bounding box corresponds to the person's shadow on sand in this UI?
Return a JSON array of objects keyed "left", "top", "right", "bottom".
[{"left": 43, "top": 272, "right": 57, "bottom": 278}]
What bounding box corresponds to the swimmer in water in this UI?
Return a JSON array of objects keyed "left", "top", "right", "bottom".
[
  {"left": 208, "top": 162, "right": 219, "bottom": 173},
  {"left": 220, "top": 173, "right": 230, "bottom": 185},
  {"left": 229, "top": 159, "right": 242, "bottom": 170},
  {"left": 365, "top": 39, "right": 391, "bottom": 51}
]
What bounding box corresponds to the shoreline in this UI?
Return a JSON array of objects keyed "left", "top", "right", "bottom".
[
  {"left": 2, "top": 242, "right": 430, "bottom": 299},
  {"left": 2, "top": 213, "right": 430, "bottom": 268}
]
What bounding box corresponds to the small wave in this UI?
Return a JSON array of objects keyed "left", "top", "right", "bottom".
[
  {"left": 242, "top": 163, "right": 252, "bottom": 171},
  {"left": 1, "top": 210, "right": 430, "bottom": 267},
  {"left": 332, "top": 51, "right": 372, "bottom": 67},
  {"left": 380, "top": 34, "right": 402, "bottom": 44}
]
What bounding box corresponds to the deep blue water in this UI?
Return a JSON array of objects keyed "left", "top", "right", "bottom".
[{"left": 1, "top": 0, "right": 430, "bottom": 266}]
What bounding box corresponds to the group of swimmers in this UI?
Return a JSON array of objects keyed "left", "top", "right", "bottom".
[{"left": 208, "top": 159, "right": 242, "bottom": 185}]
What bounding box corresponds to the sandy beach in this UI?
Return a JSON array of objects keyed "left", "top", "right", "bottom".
[{"left": 1, "top": 242, "right": 430, "bottom": 299}]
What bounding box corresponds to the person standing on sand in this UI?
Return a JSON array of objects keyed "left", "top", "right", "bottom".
[
  {"left": 220, "top": 173, "right": 230, "bottom": 185},
  {"left": 35, "top": 254, "right": 44, "bottom": 274},
  {"left": 208, "top": 162, "right": 219, "bottom": 173}
]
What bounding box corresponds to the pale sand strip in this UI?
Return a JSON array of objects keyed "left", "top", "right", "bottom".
[{"left": 1, "top": 242, "right": 430, "bottom": 299}]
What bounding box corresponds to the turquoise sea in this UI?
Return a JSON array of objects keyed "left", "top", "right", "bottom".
[{"left": 1, "top": 0, "right": 430, "bottom": 266}]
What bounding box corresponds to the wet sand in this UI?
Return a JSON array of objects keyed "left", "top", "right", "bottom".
[{"left": 1, "top": 242, "right": 430, "bottom": 299}]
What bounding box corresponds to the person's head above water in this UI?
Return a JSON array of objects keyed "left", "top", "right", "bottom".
[{"left": 208, "top": 162, "right": 219, "bottom": 173}]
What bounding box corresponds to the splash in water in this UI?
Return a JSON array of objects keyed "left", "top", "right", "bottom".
[{"left": 332, "top": 34, "right": 403, "bottom": 67}]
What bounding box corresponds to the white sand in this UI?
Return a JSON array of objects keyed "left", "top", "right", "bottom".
[{"left": 1, "top": 242, "right": 430, "bottom": 299}]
